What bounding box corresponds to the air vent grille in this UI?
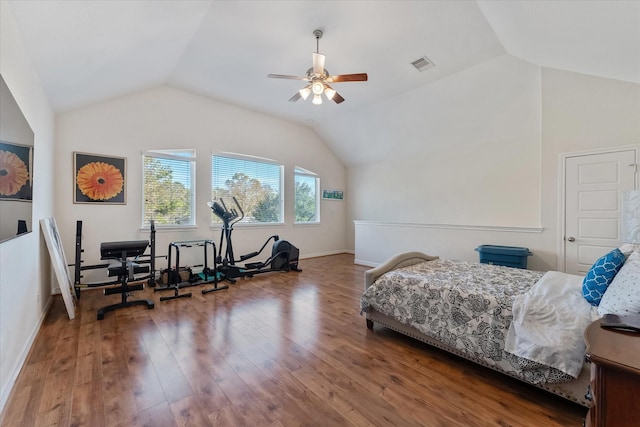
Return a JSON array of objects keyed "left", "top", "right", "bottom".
[{"left": 411, "top": 56, "right": 435, "bottom": 72}]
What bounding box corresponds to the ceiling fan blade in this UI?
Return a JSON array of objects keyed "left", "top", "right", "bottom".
[
  {"left": 326, "top": 73, "right": 368, "bottom": 83},
  {"left": 312, "top": 53, "right": 325, "bottom": 76},
  {"left": 332, "top": 92, "right": 345, "bottom": 104},
  {"left": 267, "top": 74, "right": 308, "bottom": 80},
  {"left": 288, "top": 92, "right": 302, "bottom": 102}
]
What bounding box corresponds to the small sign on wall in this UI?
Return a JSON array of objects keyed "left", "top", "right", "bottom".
[{"left": 322, "top": 189, "right": 344, "bottom": 201}]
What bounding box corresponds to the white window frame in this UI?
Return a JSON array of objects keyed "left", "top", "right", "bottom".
[
  {"left": 211, "top": 152, "right": 284, "bottom": 226},
  {"left": 142, "top": 149, "right": 196, "bottom": 228},
  {"left": 294, "top": 166, "right": 320, "bottom": 224}
]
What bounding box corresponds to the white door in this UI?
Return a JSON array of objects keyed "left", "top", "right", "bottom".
[{"left": 564, "top": 150, "right": 637, "bottom": 275}]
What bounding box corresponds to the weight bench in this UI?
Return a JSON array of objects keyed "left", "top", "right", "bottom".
[{"left": 97, "top": 240, "right": 155, "bottom": 320}]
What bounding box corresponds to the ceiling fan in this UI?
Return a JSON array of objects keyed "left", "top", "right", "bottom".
[{"left": 267, "top": 29, "right": 368, "bottom": 105}]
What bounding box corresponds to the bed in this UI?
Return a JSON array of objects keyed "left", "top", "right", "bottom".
[{"left": 361, "top": 252, "right": 598, "bottom": 407}]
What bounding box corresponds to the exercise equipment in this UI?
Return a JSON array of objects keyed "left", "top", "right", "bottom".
[
  {"left": 208, "top": 197, "right": 301, "bottom": 283},
  {"left": 154, "top": 239, "right": 229, "bottom": 301},
  {"left": 96, "top": 240, "right": 155, "bottom": 320},
  {"left": 72, "top": 220, "right": 161, "bottom": 298}
]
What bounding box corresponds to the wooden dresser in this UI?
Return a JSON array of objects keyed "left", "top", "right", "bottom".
[{"left": 584, "top": 319, "right": 640, "bottom": 427}]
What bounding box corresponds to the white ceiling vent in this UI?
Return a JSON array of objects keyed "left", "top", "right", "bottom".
[{"left": 411, "top": 56, "right": 435, "bottom": 72}]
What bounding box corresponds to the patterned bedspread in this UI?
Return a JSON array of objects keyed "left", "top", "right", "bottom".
[{"left": 361, "top": 259, "right": 574, "bottom": 384}]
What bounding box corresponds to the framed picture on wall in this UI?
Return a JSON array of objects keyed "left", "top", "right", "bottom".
[
  {"left": 322, "top": 189, "right": 344, "bottom": 200},
  {"left": 73, "top": 152, "right": 126, "bottom": 204},
  {"left": 0, "top": 140, "right": 33, "bottom": 201}
]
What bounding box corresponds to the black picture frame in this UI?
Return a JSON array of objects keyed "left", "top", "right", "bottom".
[{"left": 73, "top": 152, "right": 126, "bottom": 204}]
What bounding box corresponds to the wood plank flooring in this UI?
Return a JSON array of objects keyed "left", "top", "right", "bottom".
[{"left": 1, "top": 254, "right": 587, "bottom": 426}]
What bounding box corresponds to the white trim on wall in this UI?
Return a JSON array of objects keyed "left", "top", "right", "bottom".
[
  {"left": 354, "top": 220, "right": 550, "bottom": 270},
  {"left": 354, "top": 220, "right": 543, "bottom": 234}
]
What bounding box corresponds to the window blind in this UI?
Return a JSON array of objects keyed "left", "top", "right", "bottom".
[
  {"left": 211, "top": 154, "right": 282, "bottom": 223},
  {"left": 143, "top": 150, "right": 195, "bottom": 227}
]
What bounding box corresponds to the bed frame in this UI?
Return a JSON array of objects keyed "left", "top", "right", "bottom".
[{"left": 363, "top": 251, "right": 591, "bottom": 407}]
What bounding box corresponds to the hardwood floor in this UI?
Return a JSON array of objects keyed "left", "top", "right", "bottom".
[{"left": 1, "top": 254, "right": 587, "bottom": 426}]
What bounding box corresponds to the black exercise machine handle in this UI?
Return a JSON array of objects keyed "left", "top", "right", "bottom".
[
  {"left": 208, "top": 198, "right": 244, "bottom": 226},
  {"left": 231, "top": 197, "right": 244, "bottom": 222},
  {"left": 238, "top": 235, "right": 279, "bottom": 262}
]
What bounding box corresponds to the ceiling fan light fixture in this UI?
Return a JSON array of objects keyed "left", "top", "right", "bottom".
[
  {"left": 312, "top": 81, "right": 324, "bottom": 95},
  {"left": 268, "top": 29, "right": 368, "bottom": 105},
  {"left": 324, "top": 86, "right": 336, "bottom": 100},
  {"left": 299, "top": 86, "right": 311, "bottom": 100}
]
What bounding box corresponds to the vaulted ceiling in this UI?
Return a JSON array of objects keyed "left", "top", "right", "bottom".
[{"left": 6, "top": 0, "right": 640, "bottom": 162}]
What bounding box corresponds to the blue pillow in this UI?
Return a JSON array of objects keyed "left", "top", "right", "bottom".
[{"left": 582, "top": 248, "right": 626, "bottom": 306}]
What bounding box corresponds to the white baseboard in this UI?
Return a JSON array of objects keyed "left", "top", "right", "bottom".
[
  {"left": 0, "top": 295, "right": 53, "bottom": 417},
  {"left": 300, "top": 249, "right": 353, "bottom": 259},
  {"left": 354, "top": 259, "right": 378, "bottom": 267}
]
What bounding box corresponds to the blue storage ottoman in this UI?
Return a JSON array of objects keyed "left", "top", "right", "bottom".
[{"left": 475, "top": 245, "right": 532, "bottom": 269}]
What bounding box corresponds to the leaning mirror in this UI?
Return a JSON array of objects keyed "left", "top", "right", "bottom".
[{"left": 0, "top": 74, "right": 34, "bottom": 243}]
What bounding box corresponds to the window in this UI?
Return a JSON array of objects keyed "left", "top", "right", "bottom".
[
  {"left": 211, "top": 154, "right": 283, "bottom": 224},
  {"left": 142, "top": 149, "right": 195, "bottom": 227},
  {"left": 294, "top": 166, "right": 319, "bottom": 223}
]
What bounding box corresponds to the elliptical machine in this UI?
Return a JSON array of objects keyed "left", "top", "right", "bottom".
[{"left": 207, "top": 197, "right": 301, "bottom": 283}]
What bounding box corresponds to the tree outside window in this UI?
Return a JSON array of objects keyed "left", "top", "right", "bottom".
[
  {"left": 295, "top": 166, "right": 319, "bottom": 223},
  {"left": 212, "top": 155, "right": 283, "bottom": 223},
  {"left": 143, "top": 150, "right": 195, "bottom": 227}
]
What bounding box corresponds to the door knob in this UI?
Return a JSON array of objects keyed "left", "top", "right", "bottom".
[{"left": 567, "top": 237, "right": 575, "bottom": 242}]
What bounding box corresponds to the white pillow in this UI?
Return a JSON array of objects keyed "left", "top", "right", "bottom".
[
  {"left": 598, "top": 250, "right": 640, "bottom": 315},
  {"left": 618, "top": 243, "right": 640, "bottom": 257}
]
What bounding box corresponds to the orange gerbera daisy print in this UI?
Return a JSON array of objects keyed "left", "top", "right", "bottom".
[
  {"left": 0, "top": 149, "right": 29, "bottom": 196},
  {"left": 76, "top": 162, "right": 123, "bottom": 200}
]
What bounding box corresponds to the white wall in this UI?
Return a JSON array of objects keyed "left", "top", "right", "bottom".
[
  {"left": 345, "top": 54, "right": 543, "bottom": 261},
  {"left": 348, "top": 55, "right": 640, "bottom": 270},
  {"left": 55, "top": 86, "right": 347, "bottom": 282},
  {"left": 0, "top": 2, "right": 56, "bottom": 413},
  {"left": 540, "top": 68, "right": 640, "bottom": 268}
]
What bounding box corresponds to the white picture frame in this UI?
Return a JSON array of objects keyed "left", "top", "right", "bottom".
[{"left": 40, "top": 218, "right": 76, "bottom": 319}]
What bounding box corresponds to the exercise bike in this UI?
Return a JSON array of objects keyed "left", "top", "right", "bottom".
[{"left": 207, "top": 197, "right": 301, "bottom": 283}]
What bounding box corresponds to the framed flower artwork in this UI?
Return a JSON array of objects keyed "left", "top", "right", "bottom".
[
  {"left": 0, "top": 141, "right": 32, "bottom": 201},
  {"left": 73, "top": 152, "right": 126, "bottom": 204}
]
